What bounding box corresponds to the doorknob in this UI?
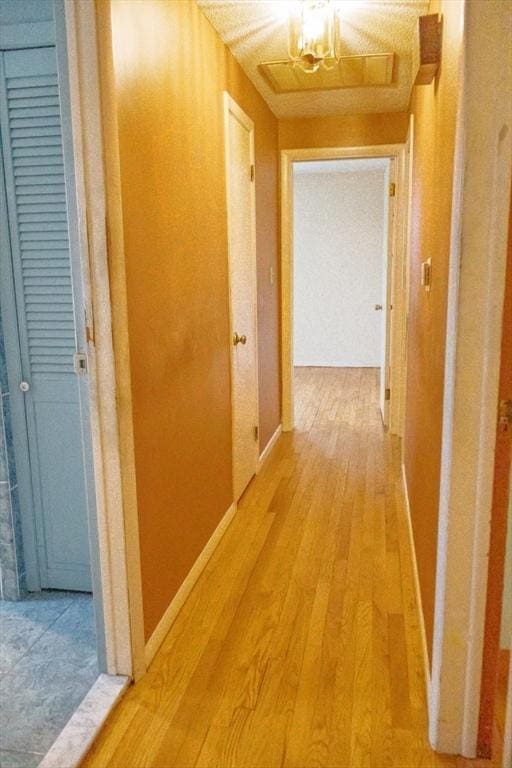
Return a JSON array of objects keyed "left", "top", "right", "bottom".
[
  {"left": 233, "top": 332, "right": 247, "bottom": 346},
  {"left": 374, "top": 304, "right": 383, "bottom": 311}
]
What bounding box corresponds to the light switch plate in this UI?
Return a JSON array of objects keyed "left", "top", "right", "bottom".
[{"left": 421, "top": 258, "right": 432, "bottom": 291}]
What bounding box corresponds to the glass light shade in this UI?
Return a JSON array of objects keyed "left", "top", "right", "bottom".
[{"left": 288, "top": 0, "right": 336, "bottom": 73}]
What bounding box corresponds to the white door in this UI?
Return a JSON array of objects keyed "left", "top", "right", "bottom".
[
  {"left": 223, "top": 93, "right": 259, "bottom": 501},
  {"left": 0, "top": 43, "right": 92, "bottom": 591}
]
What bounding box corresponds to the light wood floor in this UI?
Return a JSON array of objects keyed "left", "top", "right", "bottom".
[{"left": 84, "top": 368, "right": 500, "bottom": 768}]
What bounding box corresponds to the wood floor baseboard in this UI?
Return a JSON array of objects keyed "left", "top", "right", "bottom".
[
  {"left": 144, "top": 501, "right": 238, "bottom": 669},
  {"left": 257, "top": 424, "right": 282, "bottom": 473},
  {"left": 401, "top": 462, "right": 432, "bottom": 708}
]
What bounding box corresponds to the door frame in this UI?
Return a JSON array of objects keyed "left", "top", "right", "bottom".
[
  {"left": 59, "top": 0, "right": 146, "bottom": 680},
  {"left": 223, "top": 91, "right": 260, "bottom": 500},
  {"left": 280, "top": 143, "right": 408, "bottom": 435},
  {"left": 428, "top": 0, "right": 512, "bottom": 756},
  {"left": 0, "top": 3, "right": 106, "bottom": 611},
  {"left": 0, "top": 0, "right": 144, "bottom": 677}
]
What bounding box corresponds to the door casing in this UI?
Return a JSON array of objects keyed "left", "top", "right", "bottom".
[
  {"left": 428, "top": 0, "right": 512, "bottom": 757},
  {"left": 280, "top": 143, "right": 408, "bottom": 436},
  {"left": 62, "top": 0, "right": 146, "bottom": 680},
  {"left": 0, "top": 0, "right": 146, "bottom": 685}
]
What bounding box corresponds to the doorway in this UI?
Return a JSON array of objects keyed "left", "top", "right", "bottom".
[
  {"left": 281, "top": 144, "right": 408, "bottom": 436},
  {"left": 0, "top": 41, "right": 93, "bottom": 593},
  {"left": 0, "top": 0, "right": 103, "bottom": 762},
  {"left": 293, "top": 157, "right": 391, "bottom": 423}
]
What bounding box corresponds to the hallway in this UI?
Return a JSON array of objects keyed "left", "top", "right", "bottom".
[{"left": 84, "top": 369, "right": 483, "bottom": 767}]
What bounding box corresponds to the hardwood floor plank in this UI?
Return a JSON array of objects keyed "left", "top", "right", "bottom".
[{"left": 83, "top": 368, "right": 503, "bottom": 768}]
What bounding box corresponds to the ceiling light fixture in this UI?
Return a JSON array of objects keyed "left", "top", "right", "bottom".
[{"left": 288, "top": 0, "right": 341, "bottom": 74}]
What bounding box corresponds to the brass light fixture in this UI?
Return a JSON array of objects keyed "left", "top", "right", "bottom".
[{"left": 288, "top": 0, "right": 341, "bottom": 73}]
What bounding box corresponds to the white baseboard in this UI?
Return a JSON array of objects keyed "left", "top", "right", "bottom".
[
  {"left": 294, "top": 361, "right": 380, "bottom": 368},
  {"left": 257, "top": 424, "right": 282, "bottom": 473},
  {"left": 401, "top": 463, "right": 431, "bottom": 708},
  {"left": 144, "top": 501, "right": 238, "bottom": 668}
]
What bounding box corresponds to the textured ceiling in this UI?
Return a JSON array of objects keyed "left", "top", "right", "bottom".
[
  {"left": 196, "top": 0, "right": 429, "bottom": 119},
  {"left": 294, "top": 158, "right": 389, "bottom": 173}
]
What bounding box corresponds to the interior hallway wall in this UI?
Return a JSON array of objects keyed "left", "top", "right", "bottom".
[
  {"left": 293, "top": 164, "right": 387, "bottom": 367},
  {"left": 279, "top": 113, "right": 409, "bottom": 150},
  {"left": 107, "top": 0, "right": 280, "bottom": 640},
  {"left": 404, "top": 0, "right": 465, "bottom": 663}
]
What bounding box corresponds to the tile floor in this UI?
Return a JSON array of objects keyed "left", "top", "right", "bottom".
[{"left": 0, "top": 591, "right": 98, "bottom": 767}]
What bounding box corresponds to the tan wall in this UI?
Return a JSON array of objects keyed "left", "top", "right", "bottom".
[
  {"left": 404, "top": 0, "right": 464, "bottom": 662},
  {"left": 278, "top": 113, "right": 409, "bottom": 150},
  {"left": 108, "top": 0, "right": 280, "bottom": 640}
]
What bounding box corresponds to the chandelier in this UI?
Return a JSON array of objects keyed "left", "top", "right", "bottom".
[{"left": 288, "top": 0, "right": 341, "bottom": 74}]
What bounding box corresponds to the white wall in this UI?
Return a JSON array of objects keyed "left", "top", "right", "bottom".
[{"left": 293, "top": 159, "right": 388, "bottom": 367}]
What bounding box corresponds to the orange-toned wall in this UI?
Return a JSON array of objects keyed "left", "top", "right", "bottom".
[
  {"left": 108, "top": 0, "right": 280, "bottom": 640},
  {"left": 404, "top": 0, "right": 464, "bottom": 663},
  {"left": 278, "top": 112, "right": 409, "bottom": 150}
]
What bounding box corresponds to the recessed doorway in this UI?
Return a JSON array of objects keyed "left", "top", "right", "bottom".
[
  {"left": 0, "top": 0, "right": 107, "bottom": 763},
  {"left": 293, "top": 157, "right": 391, "bottom": 425},
  {"left": 281, "top": 143, "right": 410, "bottom": 438}
]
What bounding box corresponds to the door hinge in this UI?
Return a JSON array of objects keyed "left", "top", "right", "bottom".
[
  {"left": 385, "top": 387, "right": 391, "bottom": 401},
  {"left": 389, "top": 182, "right": 396, "bottom": 197},
  {"left": 498, "top": 399, "right": 512, "bottom": 432},
  {"left": 254, "top": 425, "right": 259, "bottom": 441},
  {"left": 250, "top": 164, "right": 255, "bottom": 182}
]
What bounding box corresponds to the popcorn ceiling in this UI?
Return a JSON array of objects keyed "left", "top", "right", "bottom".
[{"left": 196, "top": 0, "right": 430, "bottom": 119}]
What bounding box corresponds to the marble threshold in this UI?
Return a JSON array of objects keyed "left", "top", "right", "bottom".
[{"left": 38, "top": 674, "right": 129, "bottom": 768}]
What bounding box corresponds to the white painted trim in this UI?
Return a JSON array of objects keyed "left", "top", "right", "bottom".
[
  {"left": 390, "top": 115, "right": 414, "bottom": 438},
  {"left": 224, "top": 91, "right": 255, "bottom": 133},
  {"left": 223, "top": 91, "right": 260, "bottom": 498},
  {"left": 283, "top": 145, "right": 404, "bottom": 162},
  {"left": 257, "top": 424, "right": 282, "bottom": 473},
  {"left": 38, "top": 674, "right": 129, "bottom": 768},
  {"left": 401, "top": 463, "right": 431, "bottom": 706},
  {"left": 63, "top": 0, "right": 146, "bottom": 680},
  {"left": 294, "top": 362, "right": 380, "bottom": 368},
  {"left": 379, "top": 157, "right": 394, "bottom": 427},
  {"left": 280, "top": 144, "right": 408, "bottom": 437},
  {"left": 145, "top": 502, "right": 238, "bottom": 668},
  {"left": 429, "top": 0, "right": 512, "bottom": 756}
]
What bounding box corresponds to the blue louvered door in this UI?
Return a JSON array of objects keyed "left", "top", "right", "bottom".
[{"left": 0, "top": 45, "right": 92, "bottom": 591}]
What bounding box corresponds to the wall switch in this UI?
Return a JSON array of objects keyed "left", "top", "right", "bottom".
[
  {"left": 421, "top": 258, "right": 432, "bottom": 291},
  {"left": 270, "top": 266, "right": 275, "bottom": 285}
]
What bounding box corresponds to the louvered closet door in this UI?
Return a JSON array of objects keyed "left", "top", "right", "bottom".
[{"left": 0, "top": 46, "right": 92, "bottom": 591}]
